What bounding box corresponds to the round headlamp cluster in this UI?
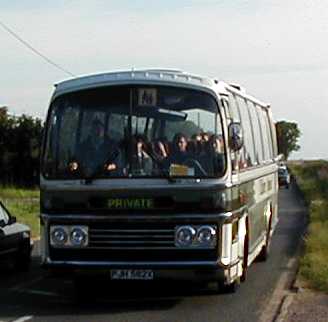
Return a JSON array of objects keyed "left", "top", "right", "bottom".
[
  {"left": 50, "top": 226, "right": 88, "bottom": 248},
  {"left": 175, "top": 225, "right": 217, "bottom": 248}
]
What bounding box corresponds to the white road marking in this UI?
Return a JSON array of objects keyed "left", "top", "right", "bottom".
[
  {"left": 16, "top": 289, "right": 61, "bottom": 298},
  {"left": 12, "top": 316, "right": 33, "bottom": 322},
  {"left": 10, "top": 277, "right": 44, "bottom": 292}
]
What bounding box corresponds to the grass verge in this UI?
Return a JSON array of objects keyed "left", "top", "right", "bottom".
[{"left": 289, "top": 160, "right": 328, "bottom": 293}]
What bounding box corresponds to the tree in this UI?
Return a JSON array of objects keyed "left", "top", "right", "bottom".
[
  {"left": 9, "top": 114, "right": 43, "bottom": 186},
  {"left": 0, "top": 107, "right": 43, "bottom": 186},
  {"left": 276, "top": 121, "right": 301, "bottom": 160}
]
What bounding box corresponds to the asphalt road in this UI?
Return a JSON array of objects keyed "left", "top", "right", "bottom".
[{"left": 0, "top": 185, "right": 307, "bottom": 322}]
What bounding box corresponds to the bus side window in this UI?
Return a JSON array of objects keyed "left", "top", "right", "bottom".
[
  {"left": 249, "top": 103, "right": 264, "bottom": 164},
  {"left": 228, "top": 94, "right": 241, "bottom": 172},
  {"left": 263, "top": 110, "right": 274, "bottom": 160},
  {"left": 257, "top": 107, "right": 271, "bottom": 162},
  {"left": 237, "top": 97, "right": 256, "bottom": 169}
]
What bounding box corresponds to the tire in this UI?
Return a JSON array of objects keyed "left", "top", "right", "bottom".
[
  {"left": 258, "top": 213, "right": 272, "bottom": 262},
  {"left": 14, "top": 239, "right": 31, "bottom": 272},
  {"left": 241, "top": 233, "right": 248, "bottom": 282},
  {"left": 217, "top": 277, "right": 240, "bottom": 294}
]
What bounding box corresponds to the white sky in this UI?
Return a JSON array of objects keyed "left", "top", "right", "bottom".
[{"left": 1, "top": 0, "right": 327, "bottom": 159}]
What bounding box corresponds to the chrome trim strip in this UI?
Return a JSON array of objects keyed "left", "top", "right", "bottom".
[
  {"left": 40, "top": 212, "right": 234, "bottom": 222},
  {"left": 90, "top": 234, "right": 172, "bottom": 239},
  {"left": 45, "top": 258, "right": 220, "bottom": 268},
  {"left": 90, "top": 229, "right": 174, "bottom": 233},
  {"left": 85, "top": 246, "right": 176, "bottom": 250},
  {"left": 89, "top": 240, "right": 173, "bottom": 245}
]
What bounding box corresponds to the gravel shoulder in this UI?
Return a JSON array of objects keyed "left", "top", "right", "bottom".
[{"left": 283, "top": 285, "right": 328, "bottom": 322}]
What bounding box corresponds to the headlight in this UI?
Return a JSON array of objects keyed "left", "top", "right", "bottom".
[
  {"left": 197, "top": 226, "right": 216, "bottom": 246},
  {"left": 175, "top": 225, "right": 217, "bottom": 248},
  {"left": 50, "top": 226, "right": 68, "bottom": 246},
  {"left": 70, "top": 227, "right": 88, "bottom": 246},
  {"left": 50, "top": 225, "right": 88, "bottom": 248},
  {"left": 175, "top": 226, "right": 196, "bottom": 247},
  {"left": 22, "top": 231, "right": 30, "bottom": 239}
]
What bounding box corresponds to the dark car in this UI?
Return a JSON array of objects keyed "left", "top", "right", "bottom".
[
  {"left": 278, "top": 166, "right": 291, "bottom": 189},
  {"left": 0, "top": 200, "right": 32, "bottom": 271}
]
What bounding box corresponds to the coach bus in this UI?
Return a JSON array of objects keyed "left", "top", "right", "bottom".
[{"left": 40, "top": 69, "right": 279, "bottom": 292}]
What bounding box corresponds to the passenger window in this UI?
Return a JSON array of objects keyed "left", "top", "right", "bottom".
[
  {"left": 221, "top": 98, "right": 232, "bottom": 121},
  {"left": 257, "top": 107, "right": 271, "bottom": 161},
  {"left": 229, "top": 95, "right": 241, "bottom": 121},
  {"left": 237, "top": 98, "right": 256, "bottom": 168},
  {"left": 228, "top": 95, "right": 241, "bottom": 172},
  {"left": 249, "top": 103, "right": 264, "bottom": 164},
  {"left": 263, "top": 110, "right": 274, "bottom": 159}
]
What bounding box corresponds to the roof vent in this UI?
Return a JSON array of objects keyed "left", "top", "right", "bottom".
[
  {"left": 139, "top": 68, "right": 183, "bottom": 74},
  {"left": 229, "top": 83, "right": 246, "bottom": 93}
]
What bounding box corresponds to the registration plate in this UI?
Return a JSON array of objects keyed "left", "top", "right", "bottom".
[{"left": 110, "top": 269, "right": 154, "bottom": 280}]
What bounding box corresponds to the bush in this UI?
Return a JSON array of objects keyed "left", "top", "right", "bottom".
[{"left": 290, "top": 161, "right": 328, "bottom": 292}]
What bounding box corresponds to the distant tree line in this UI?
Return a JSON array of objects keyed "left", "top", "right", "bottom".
[{"left": 0, "top": 106, "right": 43, "bottom": 187}]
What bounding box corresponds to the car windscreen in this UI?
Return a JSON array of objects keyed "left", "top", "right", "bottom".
[{"left": 42, "top": 85, "right": 225, "bottom": 179}]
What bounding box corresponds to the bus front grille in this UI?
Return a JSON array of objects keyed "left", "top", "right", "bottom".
[
  {"left": 88, "top": 227, "right": 176, "bottom": 249},
  {"left": 49, "top": 222, "right": 218, "bottom": 262}
]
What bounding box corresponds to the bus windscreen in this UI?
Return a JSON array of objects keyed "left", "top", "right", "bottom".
[{"left": 42, "top": 86, "right": 225, "bottom": 179}]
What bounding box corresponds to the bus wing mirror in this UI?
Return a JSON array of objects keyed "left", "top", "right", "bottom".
[
  {"left": 9, "top": 216, "right": 16, "bottom": 225},
  {"left": 274, "top": 154, "right": 284, "bottom": 162},
  {"left": 228, "top": 122, "right": 243, "bottom": 151}
]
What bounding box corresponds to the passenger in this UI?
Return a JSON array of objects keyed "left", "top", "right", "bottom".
[
  {"left": 212, "top": 134, "right": 225, "bottom": 174},
  {"left": 190, "top": 133, "right": 203, "bottom": 155},
  {"left": 201, "top": 134, "right": 225, "bottom": 175},
  {"left": 132, "top": 135, "right": 152, "bottom": 175},
  {"left": 168, "top": 133, "right": 192, "bottom": 164},
  {"left": 152, "top": 139, "right": 168, "bottom": 161},
  {"left": 75, "top": 118, "right": 120, "bottom": 174},
  {"left": 201, "top": 132, "right": 210, "bottom": 143}
]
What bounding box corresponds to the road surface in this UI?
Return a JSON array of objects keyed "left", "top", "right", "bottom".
[{"left": 0, "top": 185, "right": 307, "bottom": 322}]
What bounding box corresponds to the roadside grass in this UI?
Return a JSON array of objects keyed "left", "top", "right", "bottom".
[
  {"left": 290, "top": 160, "right": 328, "bottom": 293},
  {"left": 0, "top": 186, "right": 40, "bottom": 239},
  {"left": 0, "top": 186, "right": 39, "bottom": 199}
]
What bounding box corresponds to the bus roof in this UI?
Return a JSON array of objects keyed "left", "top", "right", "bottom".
[{"left": 53, "top": 69, "right": 269, "bottom": 108}]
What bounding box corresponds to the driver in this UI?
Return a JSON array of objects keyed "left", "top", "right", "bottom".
[{"left": 73, "top": 118, "right": 120, "bottom": 175}]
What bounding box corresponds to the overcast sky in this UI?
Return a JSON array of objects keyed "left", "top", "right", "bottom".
[{"left": 1, "top": 0, "right": 327, "bottom": 159}]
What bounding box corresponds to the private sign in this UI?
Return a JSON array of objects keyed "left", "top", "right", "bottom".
[{"left": 108, "top": 198, "right": 154, "bottom": 209}]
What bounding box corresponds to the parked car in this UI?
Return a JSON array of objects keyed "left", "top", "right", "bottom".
[
  {"left": 0, "top": 200, "right": 32, "bottom": 271},
  {"left": 278, "top": 166, "right": 291, "bottom": 189}
]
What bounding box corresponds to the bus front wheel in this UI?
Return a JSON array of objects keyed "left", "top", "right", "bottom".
[{"left": 217, "top": 277, "right": 241, "bottom": 293}]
